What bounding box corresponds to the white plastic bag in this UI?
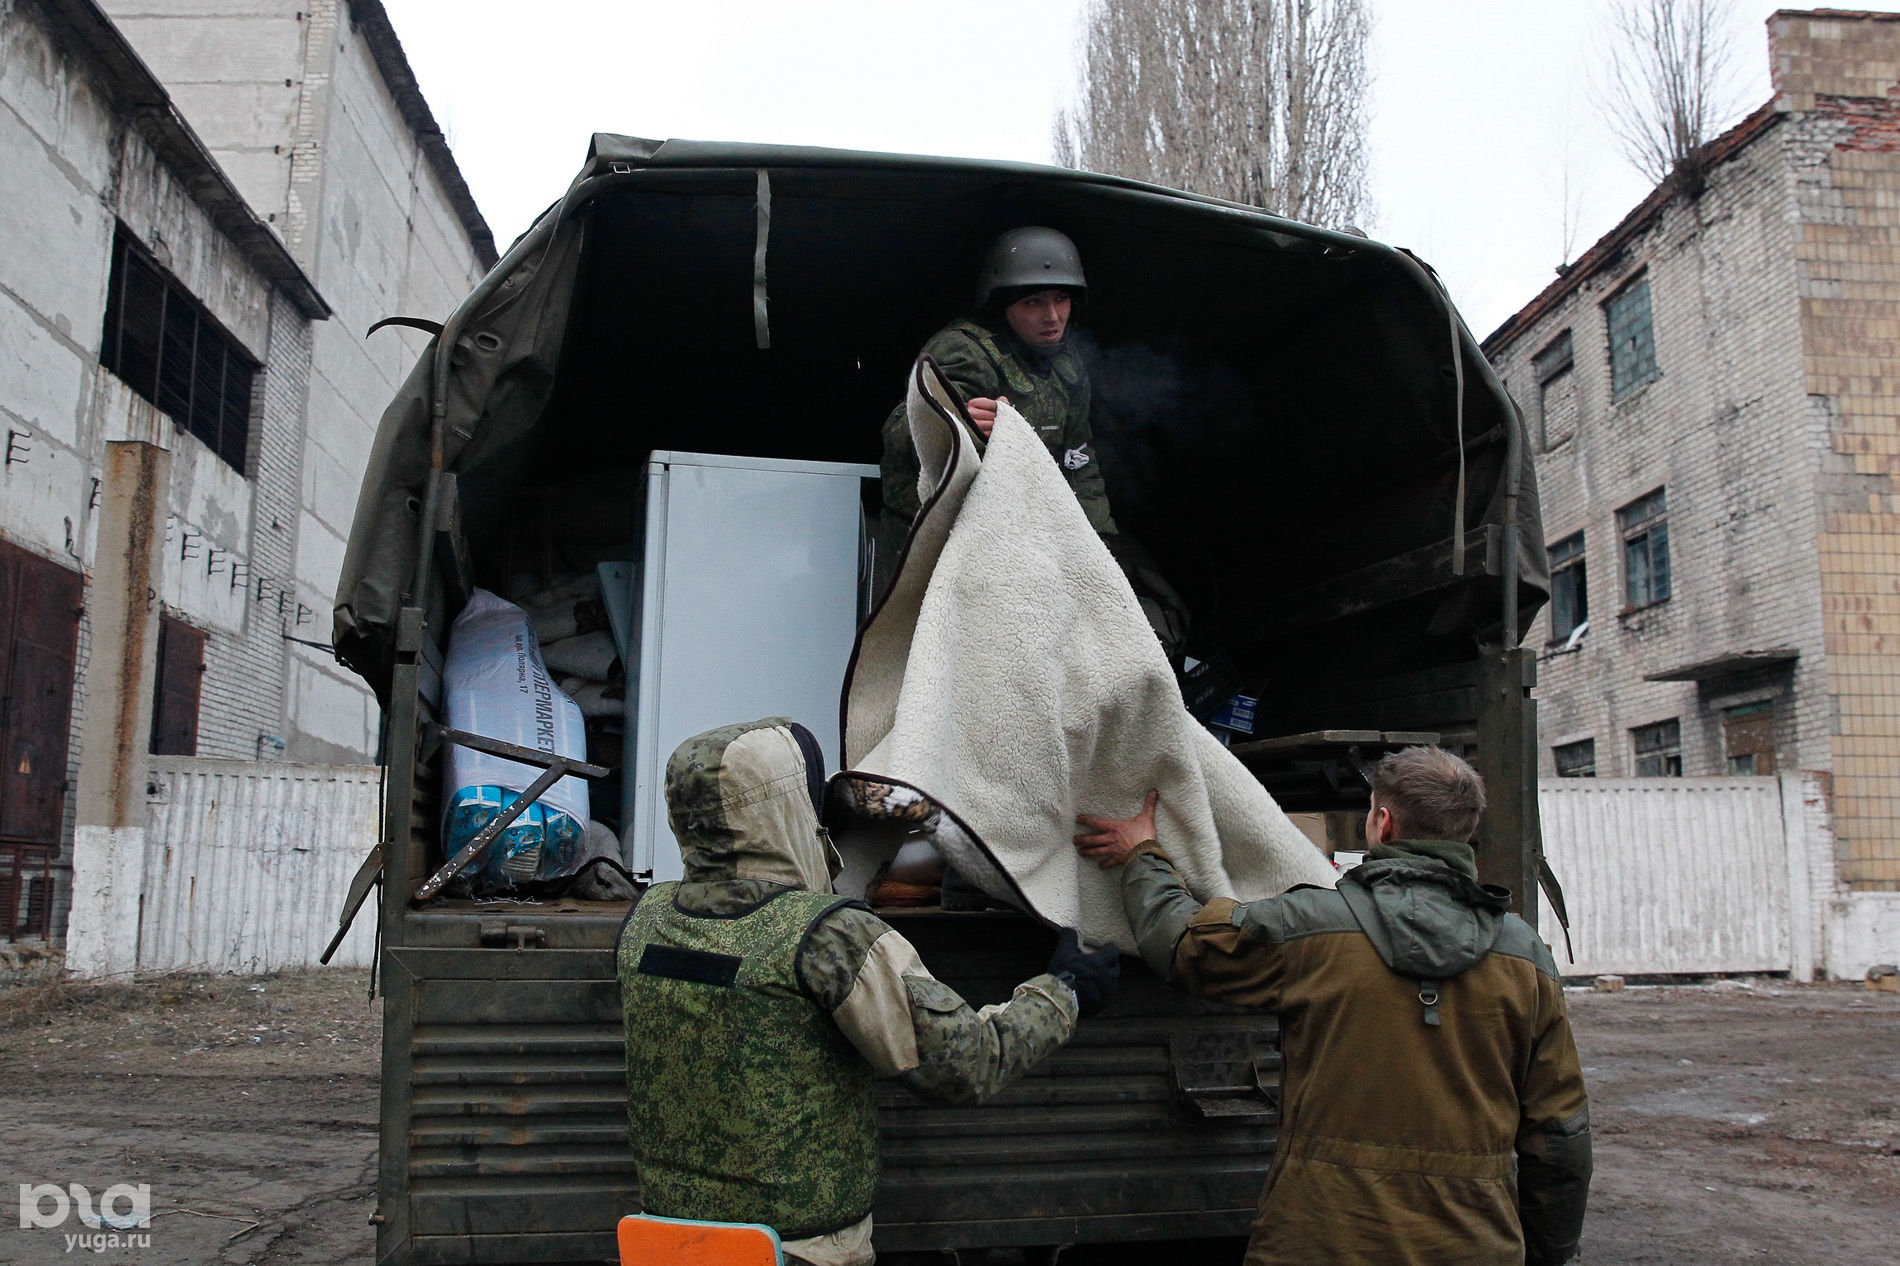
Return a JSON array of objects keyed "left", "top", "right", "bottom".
[{"left": 441, "top": 591, "right": 590, "bottom": 884}]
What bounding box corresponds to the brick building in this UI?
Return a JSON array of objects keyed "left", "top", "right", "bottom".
[
  {"left": 0, "top": 0, "right": 491, "bottom": 946},
  {"left": 1484, "top": 9, "right": 1900, "bottom": 974}
]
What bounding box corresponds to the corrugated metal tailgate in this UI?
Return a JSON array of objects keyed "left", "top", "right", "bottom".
[
  {"left": 873, "top": 913, "right": 1278, "bottom": 1251},
  {"left": 388, "top": 945, "right": 635, "bottom": 1266}
]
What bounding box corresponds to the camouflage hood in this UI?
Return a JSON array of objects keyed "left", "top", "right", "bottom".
[{"left": 664, "top": 718, "right": 841, "bottom": 891}]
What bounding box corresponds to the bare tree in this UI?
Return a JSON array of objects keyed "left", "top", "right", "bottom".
[
  {"left": 1596, "top": 0, "right": 1744, "bottom": 191},
  {"left": 1053, "top": 0, "right": 1371, "bottom": 229}
]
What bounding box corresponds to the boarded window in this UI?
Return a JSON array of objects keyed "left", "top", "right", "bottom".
[
  {"left": 100, "top": 225, "right": 256, "bottom": 473},
  {"left": 1553, "top": 738, "right": 1596, "bottom": 778},
  {"left": 1534, "top": 330, "right": 1579, "bottom": 449},
  {"left": 1631, "top": 718, "right": 1682, "bottom": 777},
  {"left": 1548, "top": 532, "right": 1588, "bottom": 643},
  {"left": 0, "top": 540, "right": 83, "bottom": 852},
  {"left": 150, "top": 616, "right": 206, "bottom": 757},
  {"left": 1723, "top": 701, "right": 1776, "bottom": 775},
  {"left": 1619, "top": 488, "right": 1671, "bottom": 609},
  {"left": 1605, "top": 275, "right": 1660, "bottom": 401}
]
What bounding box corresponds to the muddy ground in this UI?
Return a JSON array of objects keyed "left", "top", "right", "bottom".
[{"left": 0, "top": 969, "right": 1894, "bottom": 1264}]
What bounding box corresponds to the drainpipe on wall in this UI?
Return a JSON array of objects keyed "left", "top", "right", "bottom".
[{"left": 66, "top": 438, "right": 171, "bottom": 978}]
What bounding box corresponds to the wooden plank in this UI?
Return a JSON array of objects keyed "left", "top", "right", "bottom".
[{"left": 1228, "top": 728, "right": 1442, "bottom": 760}]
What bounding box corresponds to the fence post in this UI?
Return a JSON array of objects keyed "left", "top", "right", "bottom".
[{"left": 1779, "top": 771, "right": 1816, "bottom": 982}]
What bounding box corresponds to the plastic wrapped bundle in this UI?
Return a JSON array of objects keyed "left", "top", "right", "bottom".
[{"left": 441, "top": 589, "right": 591, "bottom": 892}]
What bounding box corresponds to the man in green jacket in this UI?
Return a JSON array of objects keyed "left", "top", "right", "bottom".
[
  {"left": 618, "top": 717, "right": 1117, "bottom": 1266},
  {"left": 881, "top": 225, "right": 1114, "bottom": 534},
  {"left": 881, "top": 225, "right": 1188, "bottom": 663},
  {"left": 1073, "top": 746, "right": 1592, "bottom": 1265}
]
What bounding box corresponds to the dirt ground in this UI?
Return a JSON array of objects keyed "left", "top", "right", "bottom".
[{"left": 0, "top": 970, "right": 1895, "bottom": 1265}]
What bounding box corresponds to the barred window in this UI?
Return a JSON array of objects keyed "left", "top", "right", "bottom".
[
  {"left": 99, "top": 225, "right": 255, "bottom": 473},
  {"left": 1619, "top": 489, "right": 1671, "bottom": 609},
  {"left": 1631, "top": 719, "right": 1682, "bottom": 777},
  {"left": 1548, "top": 532, "right": 1588, "bottom": 644},
  {"left": 1605, "top": 275, "right": 1660, "bottom": 401},
  {"left": 1553, "top": 738, "right": 1597, "bottom": 778}
]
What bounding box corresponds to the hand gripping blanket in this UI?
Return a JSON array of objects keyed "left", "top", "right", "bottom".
[{"left": 840, "top": 357, "right": 1335, "bottom": 952}]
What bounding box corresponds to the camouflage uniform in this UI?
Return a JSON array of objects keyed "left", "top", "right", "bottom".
[
  {"left": 882, "top": 316, "right": 1118, "bottom": 536},
  {"left": 618, "top": 718, "right": 1077, "bottom": 1266}
]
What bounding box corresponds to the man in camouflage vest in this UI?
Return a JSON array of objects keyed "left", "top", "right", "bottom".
[
  {"left": 880, "top": 227, "right": 1189, "bottom": 663},
  {"left": 618, "top": 717, "right": 1118, "bottom": 1266}
]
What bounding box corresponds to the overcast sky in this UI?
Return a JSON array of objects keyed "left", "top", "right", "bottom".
[{"left": 380, "top": 1, "right": 1900, "bottom": 339}]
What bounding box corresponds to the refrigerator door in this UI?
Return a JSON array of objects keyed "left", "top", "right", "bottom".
[{"left": 622, "top": 452, "right": 878, "bottom": 881}]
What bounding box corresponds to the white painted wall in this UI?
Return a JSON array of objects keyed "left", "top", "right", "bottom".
[
  {"left": 140, "top": 757, "right": 380, "bottom": 971},
  {"left": 1829, "top": 894, "right": 1900, "bottom": 982},
  {"left": 1534, "top": 771, "right": 1886, "bottom": 980}
]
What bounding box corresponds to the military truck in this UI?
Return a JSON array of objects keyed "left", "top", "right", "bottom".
[{"left": 329, "top": 136, "right": 1552, "bottom": 1266}]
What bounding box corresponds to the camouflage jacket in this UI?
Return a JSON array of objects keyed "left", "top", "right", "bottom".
[
  {"left": 1121, "top": 838, "right": 1592, "bottom": 1266},
  {"left": 882, "top": 316, "right": 1117, "bottom": 535},
  {"left": 618, "top": 719, "right": 1078, "bottom": 1239}
]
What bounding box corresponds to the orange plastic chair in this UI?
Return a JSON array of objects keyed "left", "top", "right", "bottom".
[{"left": 617, "top": 1213, "right": 784, "bottom": 1265}]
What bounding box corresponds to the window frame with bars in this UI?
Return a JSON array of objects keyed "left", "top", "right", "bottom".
[
  {"left": 1604, "top": 273, "right": 1661, "bottom": 402},
  {"left": 98, "top": 224, "right": 258, "bottom": 474},
  {"left": 1547, "top": 531, "right": 1588, "bottom": 644},
  {"left": 1618, "top": 488, "right": 1671, "bottom": 610},
  {"left": 1631, "top": 718, "right": 1683, "bottom": 777}
]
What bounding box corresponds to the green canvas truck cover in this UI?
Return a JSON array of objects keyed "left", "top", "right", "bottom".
[{"left": 332, "top": 135, "right": 1545, "bottom": 706}]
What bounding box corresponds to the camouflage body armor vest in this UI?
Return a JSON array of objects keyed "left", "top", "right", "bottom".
[{"left": 618, "top": 883, "right": 879, "bottom": 1239}]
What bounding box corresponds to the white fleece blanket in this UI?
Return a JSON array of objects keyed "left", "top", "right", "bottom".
[{"left": 841, "top": 357, "right": 1335, "bottom": 951}]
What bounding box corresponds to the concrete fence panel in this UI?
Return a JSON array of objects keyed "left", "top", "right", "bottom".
[
  {"left": 141, "top": 758, "right": 381, "bottom": 972},
  {"left": 1536, "top": 777, "right": 1792, "bottom": 977}
]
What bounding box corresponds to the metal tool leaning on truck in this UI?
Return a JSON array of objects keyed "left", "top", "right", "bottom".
[
  {"left": 616, "top": 717, "right": 1120, "bottom": 1266},
  {"left": 1074, "top": 746, "right": 1594, "bottom": 1266}
]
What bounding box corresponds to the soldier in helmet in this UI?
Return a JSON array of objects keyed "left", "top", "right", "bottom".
[
  {"left": 881, "top": 227, "right": 1190, "bottom": 663},
  {"left": 881, "top": 226, "right": 1111, "bottom": 534}
]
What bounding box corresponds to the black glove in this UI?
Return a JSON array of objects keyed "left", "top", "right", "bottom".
[{"left": 1048, "top": 927, "right": 1120, "bottom": 1018}]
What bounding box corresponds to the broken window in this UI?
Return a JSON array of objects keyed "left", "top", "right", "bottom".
[
  {"left": 1534, "top": 330, "right": 1579, "bottom": 449},
  {"left": 1631, "top": 718, "right": 1682, "bottom": 777},
  {"left": 1619, "top": 488, "right": 1670, "bottom": 609},
  {"left": 1722, "top": 701, "right": 1776, "bottom": 775},
  {"left": 100, "top": 225, "right": 256, "bottom": 474},
  {"left": 1548, "top": 532, "right": 1588, "bottom": 644},
  {"left": 1605, "top": 274, "right": 1660, "bottom": 401},
  {"left": 1553, "top": 738, "right": 1596, "bottom": 778}
]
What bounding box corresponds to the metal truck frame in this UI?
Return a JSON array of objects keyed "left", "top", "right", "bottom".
[{"left": 332, "top": 138, "right": 1550, "bottom": 1265}]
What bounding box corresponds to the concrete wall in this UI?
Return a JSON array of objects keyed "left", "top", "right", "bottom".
[
  {"left": 0, "top": 0, "right": 326, "bottom": 938},
  {"left": 98, "top": 0, "right": 491, "bottom": 764},
  {"left": 1488, "top": 118, "right": 1831, "bottom": 784}
]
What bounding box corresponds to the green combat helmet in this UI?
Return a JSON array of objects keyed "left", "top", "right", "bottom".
[{"left": 976, "top": 226, "right": 1087, "bottom": 306}]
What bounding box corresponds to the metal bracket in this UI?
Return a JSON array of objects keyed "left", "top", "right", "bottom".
[
  {"left": 478, "top": 921, "right": 548, "bottom": 950},
  {"left": 1169, "top": 1031, "right": 1279, "bottom": 1121},
  {"left": 409, "top": 723, "right": 612, "bottom": 904}
]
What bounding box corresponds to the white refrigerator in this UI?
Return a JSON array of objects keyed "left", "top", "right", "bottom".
[{"left": 618, "top": 451, "right": 879, "bottom": 881}]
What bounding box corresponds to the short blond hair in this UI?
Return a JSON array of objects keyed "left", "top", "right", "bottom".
[{"left": 1370, "top": 747, "right": 1487, "bottom": 842}]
